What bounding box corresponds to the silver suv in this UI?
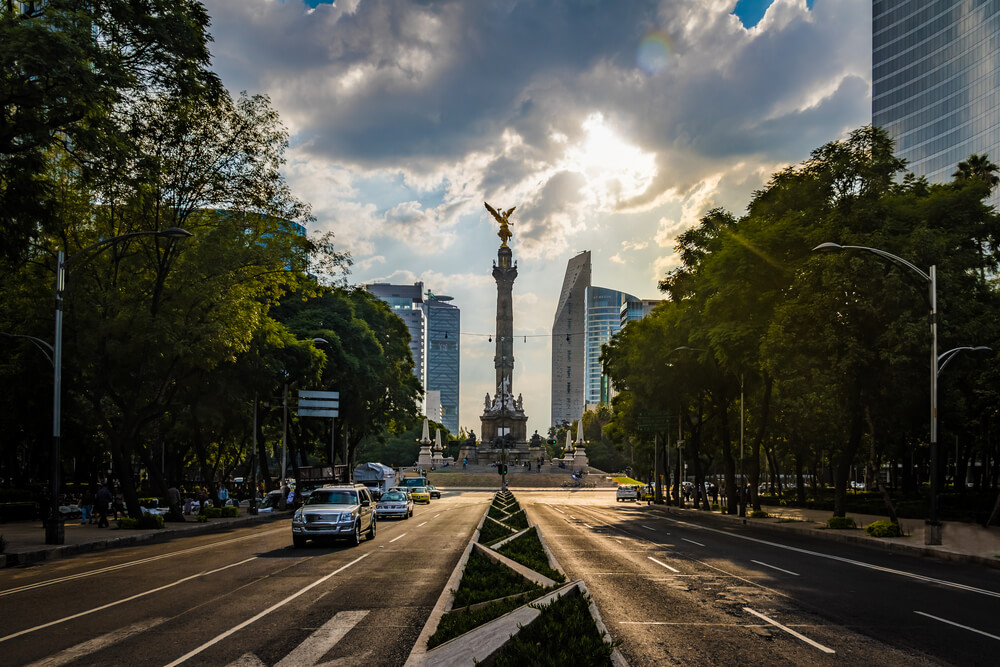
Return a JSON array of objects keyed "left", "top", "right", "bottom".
[{"left": 291, "top": 484, "right": 376, "bottom": 547}]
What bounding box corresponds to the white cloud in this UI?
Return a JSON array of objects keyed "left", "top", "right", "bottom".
[{"left": 202, "top": 0, "right": 872, "bottom": 430}]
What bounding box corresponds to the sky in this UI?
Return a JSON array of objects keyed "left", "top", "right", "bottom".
[{"left": 201, "top": 0, "right": 871, "bottom": 434}]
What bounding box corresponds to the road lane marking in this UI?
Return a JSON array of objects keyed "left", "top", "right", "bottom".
[
  {"left": 743, "top": 607, "right": 835, "bottom": 654},
  {"left": 0, "top": 558, "right": 257, "bottom": 644},
  {"left": 641, "top": 525, "right": 655, "bottom": 530},
  {"left": 751, "top": 560, "right": 799, "bottom": 576},
  {"left": 569, "top": 515, "right": 578, "bottom": 520},
  {"left": 551, "top": 506, "right": 566, "bottom": 514},
  {"left": 417, "top": 521, "right": 428, "bottom": 527},
  {"left": 662, "top": 515, "right": 1000, "bottom": 599},
  {"left": 583, "top": 523, "right": 594, "bottom": 529},
  {"left": 164, "top": 553, "right": 371, "bottom": 666},
  {"left": 275, "top": 610, "right": 369, "bottom": 666},
  {"left": 682, "top": 538, "right": 705, "bottom": 547},
  {"left": 648, "top": 556, "right": 680, "bottom": 573},
  {"left": 915, "top": 611, "right": 1000, "bottom": 641},
  {"left": 434, "top": 514, "right": 441, "bottom": 518},
  {"left": 24, "top": 617, "right": 167, "bottom": 667},
  {"left": 389, "top": 533, "right": 408, "bottom": 543},
  {"left": 0, "top": 528, "right": 285, "bottom": 598}
]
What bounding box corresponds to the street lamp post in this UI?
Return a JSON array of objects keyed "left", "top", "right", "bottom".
[
  {"left": 46, "top": 227, "right": 192, "bottom": 544},
  {"left": 813, "top": 242, "right": 944, "bottom": 544}
]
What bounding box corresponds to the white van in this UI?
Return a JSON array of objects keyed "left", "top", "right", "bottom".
[{"left": 616, "top": 485, "right": 639, "bottom": 502}]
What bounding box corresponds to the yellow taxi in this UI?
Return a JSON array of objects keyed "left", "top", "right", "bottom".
[{"left": 410, "top": 486, "right": 431, "bottom": 504}]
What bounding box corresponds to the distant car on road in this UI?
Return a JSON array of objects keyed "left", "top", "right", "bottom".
[
  {"left": 376, "top": 489, "right": 413, "bottom": 519},
  {"left": 410, "top": 486, "right": 431, "bottom": 504},
  {"left": 616, "top": 485, "right": 639, "bottom": 502},
  {"left": 291, "top": 484, "right": 377, "bottom": 547},
  {"left": 257, "top": 490, "right": 284, "bottom": 512},
  {"left": 425, "top": 484, "right": 442, "bottom": 499}
]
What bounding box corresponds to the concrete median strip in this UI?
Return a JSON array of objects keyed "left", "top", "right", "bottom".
[{"left": 405, "top": 490, "right": 628, "bottom": 666}]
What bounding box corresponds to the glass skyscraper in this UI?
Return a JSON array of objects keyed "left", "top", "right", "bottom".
[
  {"left": 425, "top": 293, "right": 460, "bottom": 433},
  {"left": 873, "top": 1, "right": 1000, "bottom": 206},
  {"left": 584, "top": 286, "right": 636, "bottom": 406}
]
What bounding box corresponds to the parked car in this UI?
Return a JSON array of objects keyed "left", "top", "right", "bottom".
[
  {"left": 425, "top": 484, "right": 441, "bottom": 499},
  {"left": 410, "top": 486, "right": 431, "bottom": 504},
  {"left": 616, "top": 485, "right": 639, "bottom": 502},
  {"left": 257, "top": 490, "right": 284, "bottom": 512},
  {"left": 376, "top": 489, "right": 413, "bottom": 520},
  {"left": 291, "top": 484, "right": 376, "bottom": 547}
]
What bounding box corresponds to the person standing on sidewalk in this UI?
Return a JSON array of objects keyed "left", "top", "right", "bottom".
[
  {"left": 80, "top": 487, "right": 94, "bottom": 525},
  {"left": 95, "top": 483, "right": 112, "bottom": 528}
]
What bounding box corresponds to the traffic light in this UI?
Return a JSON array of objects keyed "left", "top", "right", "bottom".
[
  {"left": 498, "top": 464, "right": 508, "bottom": 475},
  {"left": 547, "top": 438, "right": 557, "bottom": 445}
]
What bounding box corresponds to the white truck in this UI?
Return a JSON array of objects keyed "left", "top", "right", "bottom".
[{"left": 353, "top": 462, "right": 397, "bottom": 498}]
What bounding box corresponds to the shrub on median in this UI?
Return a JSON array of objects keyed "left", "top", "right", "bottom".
[
  {"left": 497, "top": 527, "right": 565, "bottom": 583},
  {"left": 492, "top": 591, "right": 616, "bottom": 666},
  {"left": 826, "top": 516, "right": 857, "bottom": 530},
  {"left": 427, "top": 590, "right": 547, "bottom": 649},
  {"left": 505, "top": 509, "right": 529, "bottom": 531},
  {"left": 453, "top": 548, "right": 542, "bottom": 607},
  {"left": 865, "top": 519, "right": 902, "bottom": 537},
  {"left": 749, "top": 510, "right": 770, "bottom": 519},
  {"left": 479, "top": 517, "right": 515, "bottom": 546}
]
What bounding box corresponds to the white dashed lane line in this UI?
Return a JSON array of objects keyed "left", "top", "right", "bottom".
[
  {"left": 682, "top": 538, "right": 705, "bottom": 547},
  {"left": 744, "top": 607, "right": 835, "bottom": 654},
  {"left": 915, "top": 612, "right": 1000, "bottom": 641},
  {"left": 648, "top": 556, "right": 680, "bottom": 573},
  {"left": 751, "top": 560, "right": 799, "bottom": 576}
]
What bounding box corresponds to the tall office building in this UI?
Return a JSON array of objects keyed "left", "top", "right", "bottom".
[
  {"left": 873, "top": 1, "right": 1000, "bottom": 206},
  {"left": 584, "top": 286, "right": 637, "bottom": 407},
  {"left": 620, "top": 298, "right": 662, "bottom": 327},
  {"left": 551, "top": 252, "right": 591, "bottom": 427},
  {"left": 425, "top": 292, "right": 460, "bottom": 433},
  {"left": 364, "top": 282, "right": 460, "bottom": 432},
  {"left": 365, "top": 282, "right": 426, "bottom": 388}
]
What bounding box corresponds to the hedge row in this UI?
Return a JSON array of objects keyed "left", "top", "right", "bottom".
[
  {"left": 452, "top": 548, "right": 542, "bottom": 607},
  {"left": 497, "top": 527, "right": 565, "bottom": 583},
  {"left": 478, "top": 517, "right": 515, "bottom": 546},
  {"left": 493, "top": 591, "right": 615, "bottom": 666}
]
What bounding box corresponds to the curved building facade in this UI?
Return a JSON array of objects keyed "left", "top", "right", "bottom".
[
  {"left": 873, "top": 1, "right": 1000, "bottom": 205},
  {"left": 584, "top": 286, "right": 637, "bottom": 407}
]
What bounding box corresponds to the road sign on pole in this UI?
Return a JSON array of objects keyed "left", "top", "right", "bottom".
[{"left": 297, "top": 390, "right": 339, "bottom": 418}]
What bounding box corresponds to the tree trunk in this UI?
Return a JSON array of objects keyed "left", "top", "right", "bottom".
[
  {"left": 864, "top": 406, "right": 898, "bottom": 524},
  {"left": 256, "top": 396, "right": 271, "bottom": 489},
  {"left": 794, "top": 453, "right": 806, "bottom": 504}
]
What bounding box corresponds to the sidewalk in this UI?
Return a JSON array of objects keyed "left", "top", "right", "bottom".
[
  {"left": 0, "top": 509, "right": 290, "bottom": 568},
  {"left": 653, "top": 503, "right": 1000, "bottom": 569}
]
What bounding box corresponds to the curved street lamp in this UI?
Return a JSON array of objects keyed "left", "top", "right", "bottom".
[
  {"left": 812, "top": 242, "right": 945, "bottom": 544},
  {"left": 46, "top": 228, "right": 192, "bottom": 544}
]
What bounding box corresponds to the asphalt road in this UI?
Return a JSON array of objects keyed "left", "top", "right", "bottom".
[
  {"left": 0, "top": 491, "right": 492, "bottom": 667},
  {"left": 521, "top": 490, "right": 1000, "bottom": 666}
]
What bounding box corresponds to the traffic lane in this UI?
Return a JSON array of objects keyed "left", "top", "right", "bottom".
[
  {"left": 1, "top": 500, "right": 472, "bottom": 665},
  {"left": 151, "top": 496, "right": 485, "bottom": 667},
  {"left": 19, "top": 494, "right": 482, "bottom": 664},
  {"left": 0, "top": 520, "right": 289, "bottom": 596},
  {"left": 578, "top": 503, "right": 1000, "bottom": 665},
  {"left": 0, "top": 523, "right": 292, "bottom": 643},
  {"left": 526, "top": 503, "right": 893, "bottom": 666}
]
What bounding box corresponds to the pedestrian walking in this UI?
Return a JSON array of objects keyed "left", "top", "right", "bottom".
[
  {"left": 80, "top": 488, "right": 94, "bottom": 525},
  {"left": 95, "top": 483, "right": 112, "bottom": 528}
]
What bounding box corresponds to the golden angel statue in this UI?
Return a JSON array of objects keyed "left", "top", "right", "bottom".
[{"left": 485, "top": 202, "right": 516, "bottom": 247}]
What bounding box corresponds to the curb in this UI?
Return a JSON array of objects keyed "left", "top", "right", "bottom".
[
  {"left": 651, "top": 506, "right": 1000, "bottom": 570},
  {"left": 1, "top": 511, "right": 290, "bottom": 568}
]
